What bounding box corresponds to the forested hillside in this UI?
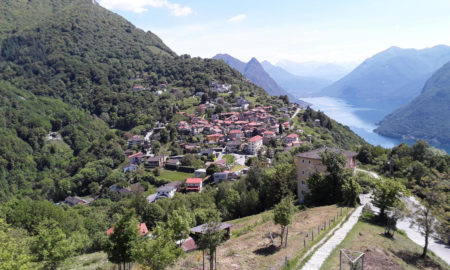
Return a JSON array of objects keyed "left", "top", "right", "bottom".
[{"left": 376, "top": 61, "right": 450, "bottom": 144}]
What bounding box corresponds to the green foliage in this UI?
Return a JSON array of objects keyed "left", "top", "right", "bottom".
[
  {"left": 373, "top": 178, "right": 406, "bottom": 218},
  {"left": 167, "top": 206, "right": 193, "bottom": 244},
  {"left": 0, "top": 218, "right": 36, "bottom": 270},
  {"left": 132, "top": 225, "right": 182, "bottom": 270},
  {"left": 273, "top": 196, "right": 295, "bottom": 247},
  {"left": 32, "top": 219, "right": 77, "bottom": 269},
  {"left": 106, "top": 210, "right": 139, "bottom": 267},
  {"left": 306, "top": 151, "right": 359, "bottom": 205}
]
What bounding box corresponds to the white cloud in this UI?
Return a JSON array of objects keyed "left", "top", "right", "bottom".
[
  {"left": 98, "top": 0, "right": 192, "bottom": 16},
  {"left": 228, "top": 14, "right": 247, "bottom": 22}
]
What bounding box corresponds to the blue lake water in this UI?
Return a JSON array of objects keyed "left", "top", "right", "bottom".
[{"left": 300, "top": 96, "right": 450, "bottom": 153}]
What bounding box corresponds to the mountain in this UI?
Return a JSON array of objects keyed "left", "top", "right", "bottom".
[
  {"left": 213, "top": 54, "right": 299, "bottom": 103},
  {"left": 321, "top": 45, "right": 450, "bottom": 117},
  {"left": 261, "top": 61, "right": 332, "bottom": 97},
  {"left": 276, "top": 60, "right": 355, "bottom": 81},
  {"left": 0, "top": 0, "right": 274, "bottom": 198},
  {"left": 375, "top": 61, "right": 450, "bottom": 144}
]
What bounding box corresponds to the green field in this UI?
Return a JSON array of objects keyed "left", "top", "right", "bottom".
[
  {"left": 59, "top": 252, "right": 112, "bottom": 270},
  {"left": 156, "top": 169, "right": 194, "bottom": 182}
]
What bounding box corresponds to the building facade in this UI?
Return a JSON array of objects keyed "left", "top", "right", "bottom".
[{"left": 296, "top": 147, "right": 357, "bottom": 202}]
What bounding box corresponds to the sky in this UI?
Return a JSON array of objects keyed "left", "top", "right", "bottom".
[{"left": 98, "top": 0, "right": 450, "bottom": 65}]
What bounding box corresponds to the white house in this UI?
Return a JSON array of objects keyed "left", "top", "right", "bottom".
[
  {"left": 247, "top": 135, "right": 263, "bottom": 154},
  {"left": 156, "top": 185, "right": 176, "bottom": 199},
  {"left": 194, "top": 169, "right": 207, "bottom": 178}
]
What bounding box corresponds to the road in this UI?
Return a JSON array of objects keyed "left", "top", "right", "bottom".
[
  {"left": 290, "top": 107, "right": 301, "bottom": 120},
  {"left": 396, "top": 196, "right": 450, "bottom": 265},
  {"left": 356, "top": 168, "right": 380, "bottom": 179}
]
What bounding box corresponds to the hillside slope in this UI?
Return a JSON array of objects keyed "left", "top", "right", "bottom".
[
  {"left": 261, "top": 60, "right": 332, "bottom": 97},
  {"left": 376, "top": 61, "right": 450, "bottom": 144},
  {"left": 321, "top": 45, "right": 450, "bottom": 116}
]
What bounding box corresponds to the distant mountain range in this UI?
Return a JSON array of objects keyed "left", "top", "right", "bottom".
[
  {"left": 320, "top": 45, "right": 450, "bottom": 118},
  {"left": 261, "top": 61, "right": 332, "bottom": 98},
  {"left": 213, "top": 54, "right": 299, "bottom": 103},
  {"left": 376, "top": 60, "right": 450, "bottom": 144},
  {"left": 276, "top": 60, "right": 355, "bottom": 81}
]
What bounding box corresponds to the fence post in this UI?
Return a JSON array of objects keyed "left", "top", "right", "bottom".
[{"left": 312, "top": 231, "right": 314, "bottom": 241}]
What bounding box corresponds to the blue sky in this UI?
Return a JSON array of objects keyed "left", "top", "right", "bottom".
[{"left": 98, "top": 0, "right": 450, "bottom": 64}]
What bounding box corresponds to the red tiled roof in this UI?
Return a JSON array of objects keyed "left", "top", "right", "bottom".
[
  {"left": 107, "top": 223, "right": 148, "bottom": 236},
  {"left": 263, "top": 131, "right": 275, "bottom": 135},
  {"left": 128, "top": 152, "right": 144, "bottom": 158},
  {"left": 181, "top": 237, "right": 198, "bottom": 252},
  {"left": 286, "top": 133, "right": 299, "bottom": 138},
  {"left": 186, "top": 178, "right": 203, "bottom": 184},
  {"left": 230, "top": 130, "right": 242, "bottom": 134},
  {"left": 249, "top": 135, "right": 263, "bottom": 142}
]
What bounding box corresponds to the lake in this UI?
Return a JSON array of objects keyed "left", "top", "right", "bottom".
[{"left": 300, "top": 96, "right": 450, "bottom": 153}]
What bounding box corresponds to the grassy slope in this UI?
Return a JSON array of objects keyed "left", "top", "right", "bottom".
[{"left": 320, "top": 216, "right": 449, "bottom": 270}]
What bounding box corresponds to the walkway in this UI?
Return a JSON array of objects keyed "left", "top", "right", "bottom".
[
  {"left": 300, "top": 194, "right": 371, "bottom": 270},
  {"left": 290, "top": 107, "right": 300, "bottom": 120}
]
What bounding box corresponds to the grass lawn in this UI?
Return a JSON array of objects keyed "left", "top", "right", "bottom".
[
  {"left": 156, "top": 169, "right": 193, "bottom": 182},
  {"left": 223, "top": 154, "right": 235, "bottom": 164},
  {"left": 320, "top": 212, "right": 449, "bottom": 270},
  {"left": 170, "top": 205, "right": 348, "bottom": 270},
  {"left": 230, "top": 164, "right": 247, "bottom": 172},
  {"left": 59, "top": 252, "right": 113, "bottom": 270}
]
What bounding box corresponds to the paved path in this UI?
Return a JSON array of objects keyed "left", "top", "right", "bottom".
[
  {"left": 300, "top": 195, "right": 371, "bottom": 270},
  {"left": 291, "top": 108, "right": 301, "bottom": 120},
  {"left": 356, "top": 168, "right": 380, "bottom": 179}
]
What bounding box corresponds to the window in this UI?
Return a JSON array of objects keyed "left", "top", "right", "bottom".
[
  {"left": 302, "top": 159, "right": 304, "bottom": 163},
  {"left": 308, "top": 160, "right": 311, "bottom": 165},
  {"left": 302, "top": 171, "right": 304, "bottom": 175},
  {"left": 302, "top": 181, "right": 306, "bottom": 186}
]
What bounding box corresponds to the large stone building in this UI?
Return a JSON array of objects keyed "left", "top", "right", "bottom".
[{"left": 296, "top": 147, "right": 357, "bottom": 202}]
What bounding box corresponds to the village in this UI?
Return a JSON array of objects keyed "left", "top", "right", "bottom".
[{"left": 60, "top": 80, "right": 361, "bottom": 257}]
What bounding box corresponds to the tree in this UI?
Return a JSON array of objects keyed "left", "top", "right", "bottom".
[
  {"left": 273, "top": 196, "right": 295, "bottom": 248},
  {"left": 132, "top": 225, "right": 182, "bottom": 270},
  {"left": 106, "top": 210, "right": 139, "bottom": 270},
  {"left": 206, "top": 163, "right": 221, "bottom": 176},
  {"left": 167, "top": 207, "right": 193, "bottom": 245},
  {"left": 31, "top": 220, "right": 77, "bottom": 270},
  {"left": 410, "top": 202, "right": 437, "bottom": 258},
  {"left": 197, "top": 214, "right": 225, "bottom": 270},
  {"left": 341, "top": 176, "right": 362, "bottom": 207},
  {"left": 0, "top": 219, "right": 36, "bottom": 270},
  {"left": 373, "top": 178, "right": 406, "bottom": 218}
]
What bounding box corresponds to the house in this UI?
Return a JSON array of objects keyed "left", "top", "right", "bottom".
[
  {"left": 296, "top": 147, "right": 357, "bottom": 202},
  {"left": 206, "top": 134, "right": 224, "bottom": 143},
  {"left": 247, "top": 135, "right": 263, "bottom": 154},
  {"left": 180, "top": 237, "right": 198, "bottom": 252},
  {"left": 190, "top": 222, "right": 233, "bottom": 240},
  {"left": 282, "top": 122, "right": 291, "bottom": 130},
  {"left": 262, "top": 130, "right": 276, "bottom": 145},
  {"left": 213, "top": 171, "right": 230, "bottom": 183},
  {"left": 194, "top": 169, "right": 207, "bottom": 178},
  {"left": 285, "top": 133, "right": 299, "bottom": 144},
  {"left": 128, "top": 135, "right": 144, "bottom": 147},
  {"left": 145, "top": 155, "right": 166, "bottom": 168},
  {"left": 146, "top": 193, "right": 157, "bottom": 203},
  {"left": 132, "top": 85, "right": 145, "bottom": 91},
  {"left": 107, "top": 223, "right": 148, "bottom": 236},
  {"left": 123, "top": 164, "right": 138, "bottom": 173},
  {"left": 64, "top": 196, "right": 86, "bottom": 207},
  {"left": 165, "top": 159, "right": 181, "bottom": 170},
  {"left": 186, "top": 178, "right": 203, "bottom": 193},
  {"left": 229, "top": 130, "right": 243, "bottom": 139},
  {"left": 156, "top": 184, "right": 177, "bottom": 199},
  {"left": 314, "top": 119, "right": 321, "bottom": 126},
  {"left": 128, "top": 152, "right": 145, "bottom": 165}
]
